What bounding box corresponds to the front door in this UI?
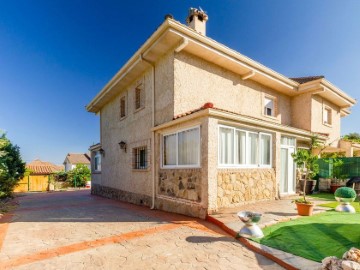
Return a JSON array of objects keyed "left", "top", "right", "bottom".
[{"left": 280, "top": 144, "right": 296, "bottom": 195}]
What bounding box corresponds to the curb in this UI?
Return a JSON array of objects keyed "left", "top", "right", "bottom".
[{"left": 206, "top": 215, "right": 299, "bottom": 270}]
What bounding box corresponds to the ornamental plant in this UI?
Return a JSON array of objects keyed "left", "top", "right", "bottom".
[
  {"left": 291, "top": 136, "right": 320, "bottom": 204},
  {"left": 334, "top": 187, "right": 357, "bottom": 199},
  {"left": 0, "top": 133, "right": 26, "bottom": 198}
]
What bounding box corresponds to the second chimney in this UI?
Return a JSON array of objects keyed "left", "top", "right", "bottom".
[{"left": 186, "top": 7, "right": 208, "bottom": 35}]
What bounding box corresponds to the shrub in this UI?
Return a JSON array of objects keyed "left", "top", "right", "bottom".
[
  {"left": 334, "top": 187, "right": 357, "bottom": 199},
  {"left": 0, "top": 133, "right": 25, "bottom": 197},
  {"left": 66, "top": 164, "right": 90, "bottom": 187}
]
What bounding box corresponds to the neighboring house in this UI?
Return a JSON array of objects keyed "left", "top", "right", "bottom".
[
  {"left": 86, "top": 9, "right": 356, "bottom": 218},
  {"left": 63, "top": 153, "right": 91, "bottom": 172},
  {"left": 14, "top": 159, "right": 64, "bottom": 192}
]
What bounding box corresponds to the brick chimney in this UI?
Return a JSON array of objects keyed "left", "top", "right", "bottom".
[{"left": 186, "top": 7, "right": 208, "bottom": 35}]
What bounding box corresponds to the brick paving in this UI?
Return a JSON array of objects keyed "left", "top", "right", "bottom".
[{"left": 0, "top": 191, "right": 283, "bottom": 269}]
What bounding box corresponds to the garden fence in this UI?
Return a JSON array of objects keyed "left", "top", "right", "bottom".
[{"left": 317, "top": 157, "right": 360, "bottom": 179}]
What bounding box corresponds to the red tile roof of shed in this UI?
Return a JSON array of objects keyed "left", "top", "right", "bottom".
[{"left": 26, "top": 159, "right": 64, "bottom": 175}]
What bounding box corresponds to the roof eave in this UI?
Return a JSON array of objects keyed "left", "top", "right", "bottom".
[{"left": 86, "top": 19, "right": 302, "bottom": 113}]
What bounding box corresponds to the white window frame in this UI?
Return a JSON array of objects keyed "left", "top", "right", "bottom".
[
  {"left": 218, "top": 124, "right": 272, "bottom": 168},
  {"left": 161, "top": 126, "right": 201, "bottom": 169},
  {"left": 263, "top": 95, "right": 276, "bottom": 118},
  {"left": 323, "top": 106, "right": 332, "bottom": 126},
  {"left": 94, "top": 151, "right": 101, "bottom": 172}
]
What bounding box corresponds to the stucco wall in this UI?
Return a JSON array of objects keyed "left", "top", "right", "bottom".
[
  {"left": 173, "top": 51, "right": 292, "bottom": 125},
  {"left": 99, "top": 51, "right": 175, "bottom": 200},
  {"left": 154, "top": 52, "right": 175, "bottom": 126},
  {"left": 291, "top": 93, "right": 312, "bottom": 132},
  {"left": 217, "top": 169, "right": 276, "bottom": 208},
  {"left": 311, "top": 95, "right": 341, "bottom": 146}
]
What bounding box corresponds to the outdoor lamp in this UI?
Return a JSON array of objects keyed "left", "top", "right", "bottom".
[{"left": 119, "top": 141, "right": 127, "bottom": 152}]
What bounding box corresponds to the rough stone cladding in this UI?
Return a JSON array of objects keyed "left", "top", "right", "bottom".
[
  {"left": 173, "top": 51, "right": 292, "bottom": 125},
  {"left": 217, "top": 169, "right": 276, "bottom": 208},
  {"left": 91, "top": 184, "right": 151, "bottom": 206},
  {"left": 158, "top": 169, "right": 202, "bottom": 202},
  {"left": 154, "top": 117, "right": 209, "bottom": 218}
]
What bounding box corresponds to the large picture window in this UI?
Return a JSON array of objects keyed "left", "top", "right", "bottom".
[
  {"left": 219, "top": 125, "right": 272, "bottom": 168},
  {"left": 162, "top": 126, "right": 200, "bottom": 168}
]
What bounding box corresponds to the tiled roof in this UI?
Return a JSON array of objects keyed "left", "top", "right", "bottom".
[
  {"left": 66, "top": 153, "right": 90, "bottom": 164},
  {"left": 27, "top": 159, "right": 64, "bottom": 175},
  {"left": 172, "top": 103, "right": 328, "bottom": 138},
  {"left": 290, "top": 76, "right": 324, "bottom": 84}
]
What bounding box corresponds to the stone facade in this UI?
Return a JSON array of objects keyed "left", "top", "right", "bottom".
[
  {"left": 158, "top": 169, "right": 202, "bottom": 202},
  {"left": 91, "top": 184, "right": 151, "bottom": 206},
  {"left": 217, "top": 169, "right": 276, "bottom": 208}
]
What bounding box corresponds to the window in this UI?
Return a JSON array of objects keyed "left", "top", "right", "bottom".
[
  {"left": 264, "top": 97, "right": 275, "bottom": 117},
  {"left": 120, "top": 96, "right": 126, "bottom": 118},
  {"left": 133, "top": 146, "right": 148, "bottom": 169},
  {"left": 94, "top": 152, "right": 101, "bottom": 172},
  {"left": 135, "top": 85, "right": 144, "bottom": 110},
  {"left": 324, "top": 107, "right": 332, "bottom": 125},
  {"left": 162, "top": 127, "right": 200, "bottom": 167},
  {"left": 219, "top": 125, "right": 272, "bottom": 167}
]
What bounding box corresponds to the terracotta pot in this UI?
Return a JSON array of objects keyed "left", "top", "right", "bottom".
[
  {"left": 299, "top": 180, "right": 317, "bottom": 195},
  {"left": 296, "top": 203, "right": 314, "bottom": 216},
  {"left": 330, "top": 184, "right": 344, "bottom": 193}
]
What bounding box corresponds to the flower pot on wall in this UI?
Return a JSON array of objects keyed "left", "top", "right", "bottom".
[
  {"left": 296, "top": 203, "right": 314, "bottom": 216},
  {"left": 299, "top": 180, "right": 317, "bottom": 195}
]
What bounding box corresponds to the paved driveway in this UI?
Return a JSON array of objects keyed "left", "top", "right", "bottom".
[{"left": 0, "top": 190, "right": 283, "bottom": 269}]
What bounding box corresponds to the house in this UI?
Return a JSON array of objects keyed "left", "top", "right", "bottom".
[
  {"left": 63, "top": 153, "right": 91, "bottom": 172},
  {"left": 86, "top": 8, "right": 356, "bottom": 218},
  {"left": 14, "top": 159, "right": 64, "bottom": 192}
]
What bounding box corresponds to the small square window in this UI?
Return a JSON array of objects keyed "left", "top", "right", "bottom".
[
  {"left": 264, "top": 97, "right": 275, "bottom": 117},
  {"left": 133, "top": 146, "right": 148, "bottom": 169},
  {"left": 120, "top": 96, "right": 126, "bottom": 118},
  {"left": 324, "top": 107, "right": 332, "bottom": 125}
]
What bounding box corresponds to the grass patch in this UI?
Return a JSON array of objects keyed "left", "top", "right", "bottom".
[
  {"left": 252, "top": 212, "right": 360, "bottom": 262},
  {"left": 308, "top": 192, "right": 335, "bottom": 201},
  {"left": 319, "top": 201, "right": 360, "bottom": 212}
]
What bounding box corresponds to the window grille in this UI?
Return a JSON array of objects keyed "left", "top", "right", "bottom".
[
  {"left": 135, "top": 87, "right": 141, "bottom": 110},
  {"left": 133, "top": 146, "right": 147, "bottom": 169},
  {"left": 120, "top": 96, "right": 126, "bottom": 118}
]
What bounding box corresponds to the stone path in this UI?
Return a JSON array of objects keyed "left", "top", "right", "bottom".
[{"left": 0, "top": 190, "right": 283, "bottom": 269}]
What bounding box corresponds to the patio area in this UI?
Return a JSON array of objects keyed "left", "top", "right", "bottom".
[{"left": 207, "top": 196, "right": 333, "bottom": 269}]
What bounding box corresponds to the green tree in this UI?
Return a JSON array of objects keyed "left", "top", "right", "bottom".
[
  {"left": 67, "top": 164, "right": 90, "bottom": 187},
  {"left": 0, "top": 133, "right": 26, "bottom": 198},
  {"left": 343, "top": 132, "right": 360, "bottom": 143},
  {"left": 291, "top": 135, "right": 320, "bottom": 203}
]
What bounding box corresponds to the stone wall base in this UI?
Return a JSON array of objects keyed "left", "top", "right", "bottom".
[
  {"left": 155, "top": 196, "right": 207, "bottom": 219},
  {"left": 91, "top": 184, "right": 151, "bottom": 207}
]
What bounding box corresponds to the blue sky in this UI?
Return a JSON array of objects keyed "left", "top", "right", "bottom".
[{"left": 1, "top": 1, "right": 359, "bottom": 164}]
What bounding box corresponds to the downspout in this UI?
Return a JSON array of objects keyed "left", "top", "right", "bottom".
[{"left": 141, "top": 54, "right": 156, "bottom": 209}]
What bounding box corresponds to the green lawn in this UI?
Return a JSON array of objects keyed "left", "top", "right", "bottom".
[
  {"left": 308, "top": 192, "right": 336, "bottom": 201},
  {"left": 252, "top": 211, "right": 360, "bottom": 262},
  {"left": 308, "top": 192, "right": 360, "bottom": 212}
]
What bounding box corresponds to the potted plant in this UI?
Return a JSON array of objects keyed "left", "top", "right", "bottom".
[
  {"left": 334, "top": 187, "right": 357, "bottom": 213},
  {"left": 291, "top": 138, "right": 320, "bottom": 216},
  {"left": 328, "top": 157, "right": 347, "bottom": 193}
]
